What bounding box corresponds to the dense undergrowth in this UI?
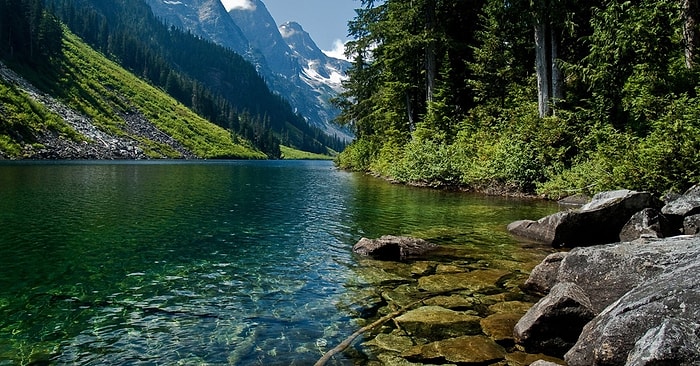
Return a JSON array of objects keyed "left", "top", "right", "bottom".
[{"left": 335, "top": 0, "right": 700, "bottom": 198}]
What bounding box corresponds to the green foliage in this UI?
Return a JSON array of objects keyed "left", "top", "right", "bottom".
[
  {"left": 280, "top": 145, "right": 334, "bottom": 160},
  {"left": 337, "top": 0, "right": 700, "bottom": 197}
]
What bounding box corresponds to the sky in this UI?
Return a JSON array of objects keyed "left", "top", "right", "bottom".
[{"left": 221, "top": 0, "right": 361, "bottom": 60}]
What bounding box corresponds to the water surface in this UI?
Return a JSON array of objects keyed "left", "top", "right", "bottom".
[{"left": 0, "top": 160, "right": 557, "bottom": 365}]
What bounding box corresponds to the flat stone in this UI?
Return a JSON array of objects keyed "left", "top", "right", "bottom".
[
  {"left": 394, "top": 306, "right": 482, "bottom": 340},
  {"left": 417, "top": 269, "right": 510, "bottom": 294},
  {"left": 435, "top": 264, "right": 464, "bottom": 273},
  {"left": 410, "top": 262, "right": 435, "bottom": 276},
  {"left": 421, "top": 294, "right": 476, "bottom": 310},
  {"left": 481, "top": 313, "right": 522, "bottom": 343},
  {"left": 364, "top": 332, "right": 415, "bottom": 353},
  {"left": 488, "top": 301, "right": 534, "bottom": 315},
  {"left": 402, "top": 335, "right": 506, "bottom": 364},
  {"left": 382, "top": 284, "right": 422, "bottom": 308}
]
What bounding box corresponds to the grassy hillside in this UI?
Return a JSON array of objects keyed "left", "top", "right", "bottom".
[{"left": 0, "top": 28, "right": 266, "bottom": 160}]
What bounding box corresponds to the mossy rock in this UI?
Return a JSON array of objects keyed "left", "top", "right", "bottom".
[
  {"left": 417, "top": 269, "right": 510, "bottom": 294},
  {"left": 402, "top": 335, "right": 506, "bottom": 364},
  {"left": 394, "top": 306, "right": 482, "bottom": 340}
]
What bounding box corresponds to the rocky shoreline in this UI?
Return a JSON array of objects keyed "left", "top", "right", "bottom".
[{"left": 346, "top": 186, "right": 700, "bottom": 365}]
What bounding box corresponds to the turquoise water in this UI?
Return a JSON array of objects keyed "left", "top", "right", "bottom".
[{"left": 0, "top": 160, "right": 557, "bottom": 365}]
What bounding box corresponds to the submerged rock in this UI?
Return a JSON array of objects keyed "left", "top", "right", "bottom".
[
  {"left": 417, "top": 269, "right": 509, "bottom": 294},
  {"left": 394, "top": 306, "right": 482, "bottom": 341},
  {"left": 481, "top": 313, "right": 522, "bottom": 344},
  {"left": 508, "top": 189, "right": 657, "bottom": 247},
  {"left": 353, "top": 236, "right": 438, "bottom": 261},
  {"left": 363, "top": 332, "right": 415, "bottom": 354},
  {"left": 402, "top": 335, "right": 506, "bottom": 365}
]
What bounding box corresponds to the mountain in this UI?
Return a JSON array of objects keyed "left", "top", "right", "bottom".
[
  {"left": 144, "top": 0, "right": 353, "bottom": 141},
  {"left": 145, "top": 0, "right": 250, "bottom": 58},
  {"left": 0, "top": 28, "right": 265, "bottom": 159},
  {"left": 47, "top": 0, "right": 346, "bottom": 155}
]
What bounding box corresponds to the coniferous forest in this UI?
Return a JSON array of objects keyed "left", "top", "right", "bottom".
[
  {"left": 0, "top": 0, "right": 347, "bottom": 158},
  {"left": 335, "top": 0, "right": 700, "bottom": 197}
]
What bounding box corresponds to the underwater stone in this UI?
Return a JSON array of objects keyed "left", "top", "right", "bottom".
[
  {"left": 394, "top": 306, "right": 482, "bottom": 341},
  {"left": 402, "top": 335, "right": 506, "bottom": 364}
]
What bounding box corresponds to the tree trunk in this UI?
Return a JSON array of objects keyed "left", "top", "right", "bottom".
[
  {"left": 683, "top": 0, "right": 699, "bottom": 68},
  {"left": 425, "top": 0, "right": 437, "bottom": 104},
  {"left": 550, "top": 27, "right": 563, "bottom": 113},
  {"left": 535, "top": 20, "right": 550, "bottom": 118}
]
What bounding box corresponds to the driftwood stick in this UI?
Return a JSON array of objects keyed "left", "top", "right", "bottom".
[{"left": 313, "top": 300, "right": 422, "bottom": 366}]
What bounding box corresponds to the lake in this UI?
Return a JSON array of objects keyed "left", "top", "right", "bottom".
[{"left": 0, "top": 160, "right": 557, "bottom": 365}]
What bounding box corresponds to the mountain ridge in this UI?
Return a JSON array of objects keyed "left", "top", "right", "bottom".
[
  {"left": 0, "top": 29, "right": 265, "bottom": 159},
  {"left": 145, "top": 0, "right": 353, "bottom": 141}
]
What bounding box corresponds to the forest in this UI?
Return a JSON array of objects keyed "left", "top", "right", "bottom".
[
  {"left": 0, "top": 0, "right": 346, "bottom": 158},
  {"left": 335, "top": 0, "right": 700, "bottom": 197}
]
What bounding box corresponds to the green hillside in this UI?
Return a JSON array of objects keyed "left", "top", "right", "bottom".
[{"left": 0, "top": 28, "right": 266, "bottom": 159}]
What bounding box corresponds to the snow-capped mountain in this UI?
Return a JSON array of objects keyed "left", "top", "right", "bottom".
[{"left": 144, "top": 0, "right": 352, "bottom": 141}]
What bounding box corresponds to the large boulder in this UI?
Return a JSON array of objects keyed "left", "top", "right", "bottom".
[
  {"left": 661, "top": 184, "right": 700, "bottom": 227},
  {"left": 618, "top": 208, "right": 675, "bottom": 241},
  {"left": 554, "top": 237, "right": 699, "bottom": 313},
  {"left": 683, "top": 214, "right": 700, "bottom": 235},
  {"left": 565, "top": 260, "right": 700, "bottom": 366},
  {"left": 513, "top": 282, "right": 595, "bottom": 356},
  {"left": 508, "top": 190, "right": 658, "bottom": 247},
  {"left": 522, "top": 252, "right": 568, "bottom": 295},
  {"left": 352, "top": 235, "right": 438, "bottom": 261}
]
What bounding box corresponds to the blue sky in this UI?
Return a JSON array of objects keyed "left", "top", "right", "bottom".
[{"left": 222, "top": 0, "right": 360, "bottom": 58}]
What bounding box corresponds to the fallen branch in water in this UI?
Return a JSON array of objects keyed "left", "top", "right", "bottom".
[{"left": 313, "top": 300, "right": 422, "bottom": 366}]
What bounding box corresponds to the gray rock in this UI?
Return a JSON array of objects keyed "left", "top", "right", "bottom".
[
  {"left": 555, "top": 237, "right": 699, "bottom": 313},
  {"left": 352, "top": 235, "right": 438, "bottom": 261},
  {"left": 683, "top": 214, "right": 700, "bottom": 235},
  {"left": 508, "top": 190, "right": 657, "bottom": 247},
  {"left": 565, "top": 259, "right": 700, "bottom": 366},
  {"left": 626, "top": 319, "right": 700, "bottom": 366},
  {"left": 513, "top": 282, "right": 595, "bottom": 356},
  {"left": 661, "top": 184, "right": 700, "bottom": 226},
  {"left": 619, "top": 208, "right": 676, "bottom": 241},
  {"left": 523, "top": 252, "right": 568, "bottom": 295}
]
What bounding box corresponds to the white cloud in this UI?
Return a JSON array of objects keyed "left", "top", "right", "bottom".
[
  {"left": 322, "top": 39, "right": 349, "bottom": 61},
  {"left": 220, "top": 0, "right": 256, "bottom": 12}
]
